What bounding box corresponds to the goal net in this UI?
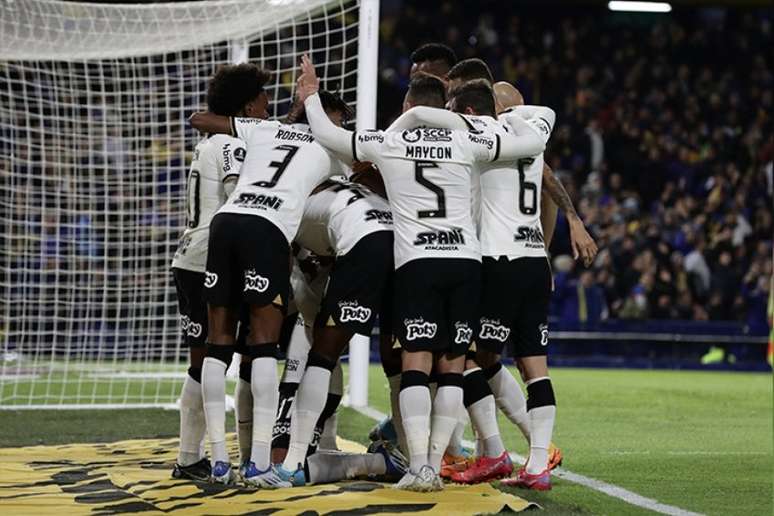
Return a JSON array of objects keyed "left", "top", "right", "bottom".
[{"left": 0, "top": 0, "right": 365, "bottom": 408}]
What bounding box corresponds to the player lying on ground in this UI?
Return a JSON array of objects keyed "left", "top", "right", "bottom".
[
  {"left": 170, "top": 64, "right": 254, "bottom": 482},
  {"left": 189, "top": 80, "right": 350, "bottom": 487},
  {"left": 297, "top": 53, "right": 547, "bottom": 491}
]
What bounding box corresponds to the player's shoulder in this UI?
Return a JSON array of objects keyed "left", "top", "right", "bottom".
[{"left": 207, "top": 132, "right": 244, "bottom": 147}]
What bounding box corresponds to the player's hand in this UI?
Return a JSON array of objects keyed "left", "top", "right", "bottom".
[
  {"left": 569, "top": 216, "right": 598, "bottom": 267},
  {"left": 296, "top": 53, "right": 320, "bottom": 102}
]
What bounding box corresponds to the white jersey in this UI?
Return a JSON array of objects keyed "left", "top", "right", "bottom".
[
  {"left": 218, "top": 117, "right": 344, "bottom": 243},
  {"left": 172, "top": 133, "right": 245, "bottom": 272},
  {"left": 352, "top": 128, "right": 503, "bottom": 269},
  {"left": 295, "top": 177, "right": 393, "bottom": 257},
  {"left": 466, "top": 110, "right": 554, "bottom": 259}
]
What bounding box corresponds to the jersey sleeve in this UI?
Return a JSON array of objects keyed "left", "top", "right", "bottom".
[
  {"left": 213, "top": 137, "right": 247, "bottom": 183},
  {"left": 352, "top": 130, "right": 387, "bottom": 162},
  {"left": 229, "top": 117, "right": 264, "bottom": 142},
  {"left": 502, "top": 105, "right": 556, "bottom": 144}
]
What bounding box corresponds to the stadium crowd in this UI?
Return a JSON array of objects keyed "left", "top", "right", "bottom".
[{"left": 377, "top": 3, "right": 773, "bottom": 330}]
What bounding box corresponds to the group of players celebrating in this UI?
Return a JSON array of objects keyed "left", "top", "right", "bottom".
[{"left": 170, "top": 42, "right": 598, "bottom": 493}]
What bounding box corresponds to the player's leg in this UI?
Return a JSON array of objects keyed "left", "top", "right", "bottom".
[
  {"left": 172, "top": 267, "right": 211, "bottom": 481},
  {"left": 392, "top": 261, "right": 438, "bottom": 491},
  {"left": 476, "top": 256, "right": 531, "bottom": 441},
  {"left": 235, "top": 308, "right": 254, "bottom": 471},
  {"left": 318, "top": 361, "right": 343, "bottom": 451},
  {"left": 272, "top": 313, "right": 311, "bottom": 464},
  {"left": 501, "top": 258, "right": 555, "bottom": 491},
  {"left": 200, "top": 213, "right": 241, "bottom": 483},
  {"left": 281, "top": 232, "right": 392, "bottom": 481},
  {"left": 305, "top": 442, "right": 408, "bottom": 485}
]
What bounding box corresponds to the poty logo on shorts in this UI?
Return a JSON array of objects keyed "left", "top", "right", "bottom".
[
  {"left": 180, "top": 315, "right": 202, "bottom": 338},
  {"left": 479, "top": 319, "right": 510, "bottom": 342},
  {"left": 539, "top": 323, "right": 549, "bottom": 346},
  {"left": 244, "top": 269, "right": 270, "bottom": 292},
  {"left": 204, "top": 271, "right": 218, "bottom": 288},
  {"left": 404, "top": 318, "right": 437, "bottom": 341},
  {"left": 454, "top": 322, "right": 473, "bottom": 345},
  {"left": 339, "top": 301, "right": 372, "bottom": 323}
]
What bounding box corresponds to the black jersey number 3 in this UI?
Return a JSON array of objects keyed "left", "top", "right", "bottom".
[{"left": 253, "top": 144, "right": 300, "bottom": 188}]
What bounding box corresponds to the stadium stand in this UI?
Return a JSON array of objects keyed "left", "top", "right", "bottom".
[{"left": 377, "top": 4, "right": 773, "bottom": 331}]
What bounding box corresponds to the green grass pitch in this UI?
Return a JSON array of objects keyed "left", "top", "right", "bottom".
[{"left": 1, "top": 366, "right": 771, "bottom": 515}]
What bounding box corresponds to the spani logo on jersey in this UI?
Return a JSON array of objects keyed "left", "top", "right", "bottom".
[
  {"left": 180, "top": 315, "right": 203, "bottom": 338},
  {"left": 479, "top": 318, "right": 511, "bottom": 342},
  {"left": 404, "top": 317, "right": 438, "bottom": 341},
  {"left": 364, "top": 209, "right": 393, "bottom": 224},
  {"left": 233, "top": 192, "right": 284, "bottom": 210},
  {"left": 414, "top": 228, "right": 465, "bottom": 250},
  {"left": 338, "top": 301, "right": 372, "bottom": 323},
  {"left": 515, "top": 226, "right": 545, "bottom": 246},
  {"left": 244, "top": 268, "right": 270, "bottom": 292},
  {"left": 453, "top": 322, "right": 473, "bottom": 345},
  {"left": 204, "top": 271, "right": 218, "bottom": 288}
]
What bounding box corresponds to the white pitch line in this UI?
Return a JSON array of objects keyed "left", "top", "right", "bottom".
[{"left": 350, "top": 404, "right": 703, "bottom": 516}]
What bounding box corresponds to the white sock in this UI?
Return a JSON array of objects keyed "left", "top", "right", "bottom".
[
  {"left": 399, "top": 385, "right": 431, "bottom": 473},
  {"left": 387, "top": 374, "right": 408, "bottom": 453},
  {"left": 319, "top": 413, "right": 338, "bottom": 451},
  {"left": 525, "top": 377, "right": 556, "bottom": 474},
  {"left": 201, "top": 357, "right": 229, "bottom": 464},
  {"left": 428, "top": 384, "right": 463, "bottom": 473},
  {"left": 445, "top": 405, "right": 466, "bottom": 456},
  {"left": 488, "top": 364, "right": 530, "bottom": 441},
  {"left": 235, "top": 378, "right": 253, "bottom": 463},
  {"left": 282, "top": 365, "right": 331, "bottom": 470},
  {"left": 467, "top": 396, "right": 505, "bottom": 457},
  {"left": 178, "top": 374, "right": 206, "bottom": 466},
  {"left": 306, "top": 451, "right": 385, "bottom": 484},
  {"left": 250, "top": 356, "right": 279, "bottom": 471}
]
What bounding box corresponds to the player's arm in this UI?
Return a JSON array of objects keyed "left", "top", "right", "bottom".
[
  {"left": 189, "top": 112, "right": 231, "bottom": 135},
  {"left": 386, "top": 106, "right": 469, "bottom": 132},
  {"left": 484, "top": 114, "right": 546, "bottom": 161},
  {"left": 296, "top": 54, "right": 357, "bottom": 160},
  {"left": 215, "top": 139, "right": 246, "bottom": 197},
  {"left": 542, "top": 163, "right": 598, "bottom": 266}
]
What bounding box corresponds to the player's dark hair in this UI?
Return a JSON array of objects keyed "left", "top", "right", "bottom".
[
  {"left": 293, "top": 90, "right": 354, "bottom": 125},
  {"left": 207, "top": 63, "right": 272, "bottom": 116},
  {"left": 406, "top": 73, "right": 447, "bottom": 108},
  {"left": 410, "top": 43, "right": 458, "bottom": 69},
  {"left": 449, "top": 79, "right": 496, "bottom": 117},
  {"left": 447, "top": 58, "right": 494, "bottom": 85}
]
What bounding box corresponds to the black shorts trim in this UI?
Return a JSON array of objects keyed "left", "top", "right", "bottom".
[
  {"left": 204, "top": 213, "right": 290, "bottom": 311},
  {"left": 477, "top": 256, "right": 551, "bottom": 357},
  {"left": 314, "top": 231, "right": 393, "bottom": 336}
]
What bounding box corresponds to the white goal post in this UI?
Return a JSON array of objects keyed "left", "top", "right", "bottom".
[{"left": 0, "top": 0, "right": 378, "bottom": 409}]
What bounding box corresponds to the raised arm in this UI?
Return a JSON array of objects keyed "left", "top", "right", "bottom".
[
  {"left": 296, "top": 54, "right": 353, "bottom": 158},
  {"left": 189, "top": 112, "right": 231, "bottom": 135},
  {"left": 386, "top": 106, "right": 469, "bottom": 132}
]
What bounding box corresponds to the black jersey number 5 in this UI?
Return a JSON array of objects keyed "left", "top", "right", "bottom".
[
  {"left": 253, "top": 144, "right": 300, "bottom": 188},
  {"left": 517, "top": 157, "right": 538, "bottom": 215},
  {"left": 415, "top": 161, "right": 446, "bottom": 218}
]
